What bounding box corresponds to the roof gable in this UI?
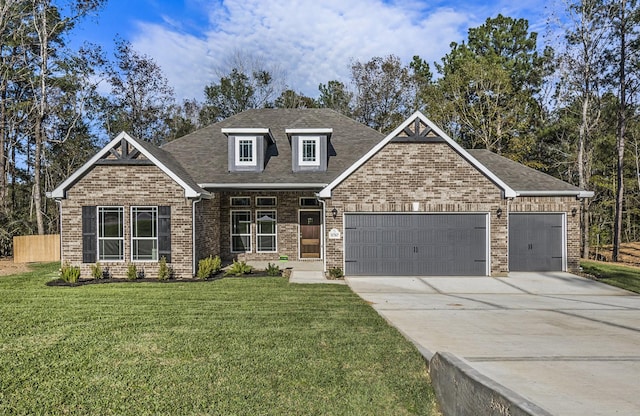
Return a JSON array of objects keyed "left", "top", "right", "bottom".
[
  {"left": 318, "top": 112, "right": 517, "bottom": 198},
  {"left": 48, "top": 132, "right": 207, "bottom": 199}
]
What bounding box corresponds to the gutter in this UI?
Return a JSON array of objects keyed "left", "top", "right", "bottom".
[
  {"left": 516, "top": 190, "right": 595, "bottom": 198},
  {"left": 199, "top": 183, "right": 327, "bottom": 190}
]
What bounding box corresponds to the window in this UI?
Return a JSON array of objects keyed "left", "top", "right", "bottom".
[
  {"left": 235, "top": 137, "right": 257, "bottom": 166},
  {"left": 256, "top": 210, "right": 277, "bottom": 252},
  {"left": 300, "top": 198, "right": 319, "bottom": 207},
  {"left": 98, "top": 207, "right": 124, "bottom": 261},
  {"left": 299, "top": 137, "right": 320, "bottom": 166},
  {"left": 231, "top": 196, "right": 251, "bottom": 207},
  {"left": 256, "top": 196, "right": 276, "bottom": 207},
  {"left": 132, "top": 207, "right": 158, "bottom": 261},
  {"left": 231, "top": 211, "right": 251, "bottom": 252}
]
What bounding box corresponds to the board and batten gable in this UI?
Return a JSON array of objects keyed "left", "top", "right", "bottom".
[
  {"left": 324, "top": 138, "right": 509, "bottom": 275},
  {"left": 61, "top": 163, "right": 194, "bottom": 278}
]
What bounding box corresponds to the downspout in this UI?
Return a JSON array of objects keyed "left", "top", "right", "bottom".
[
  {"left": 192, "top": 197, "right": 202, "bottom": 276},
  {"left": 55, "top": 199, "right": 62, "bottom": 263},
  {"left": 315, "top": 194, "right": 327, "bottom": 273}
]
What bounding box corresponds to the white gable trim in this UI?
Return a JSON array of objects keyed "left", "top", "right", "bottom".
[
  {"left": 48, "top": 132, "right": 203, "bottom": 199},
  {"left": 318, "top": 111, "right": 517, "bottom": 198}
]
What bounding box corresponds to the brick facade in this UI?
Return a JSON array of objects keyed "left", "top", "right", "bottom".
[
  {"left": 61, "top": 164, "right": 195, "bottom": 279},
  {"left": 218, "top": 191, "right": 321, "bottom": 262}
]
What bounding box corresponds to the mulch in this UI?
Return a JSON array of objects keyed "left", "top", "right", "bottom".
[{"left": 46, "top": 272, "right": 278, "bottom": 287}]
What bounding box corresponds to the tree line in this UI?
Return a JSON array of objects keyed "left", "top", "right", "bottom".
[{"left": 1, "top": 0, "right": 639, "bottom": 261}]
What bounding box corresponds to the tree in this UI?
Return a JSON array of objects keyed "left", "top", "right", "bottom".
[
  {"left": 350, "top": 55, "right": 416, "bottom": 133},
  {"left": 430, "top": 15, "right": 551, "bottom": 161},
  {"left": 554, "top": 0, "right": 610, "bottom": 258},
  {"left": 28, "top": 0, "right": 105, "bottom": 235},
  {"left": 607, "top": 0, "right": 640, "bottom": 261},
  {"left": 274, "top": 89, "right": 316, "bottom": 109},
  {"left": 103, "top": 38, "right": 175, "bottom": 144},
  {"left": 200, "top": 51, "right": 286, "bottom": 124},
  {"left": 317, "top": 80, "right": 353, "bottom": 115}
]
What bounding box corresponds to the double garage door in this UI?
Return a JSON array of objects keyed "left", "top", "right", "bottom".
[
  {"left": 344, "top": 214, "right": 488, "bottom": 276},
  {"left": 344, "top": 213, "right": 565, "bottom": 276}
]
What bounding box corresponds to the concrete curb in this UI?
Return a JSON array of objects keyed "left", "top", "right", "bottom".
[{"left": 429, "top": 352, "right": 553, "bottom": 416}]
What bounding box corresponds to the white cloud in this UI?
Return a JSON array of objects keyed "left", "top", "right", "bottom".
[{"left": 129, "top": 0, "right": 545, "bottom": 102}]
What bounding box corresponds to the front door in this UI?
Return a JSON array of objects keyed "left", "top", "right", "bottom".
[{"left": 299, "top": 211, "right": 321, "bottom": 258}]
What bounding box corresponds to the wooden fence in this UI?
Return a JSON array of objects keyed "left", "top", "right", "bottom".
[{"left": 13, "top": 234, "right": 60, "bottom": 263}]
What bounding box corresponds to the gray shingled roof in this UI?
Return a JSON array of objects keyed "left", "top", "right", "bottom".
[
  {"left": 128, "top": 133, "right": 208, "bottom": 196},
  {"left": 161, "top": 108, "right": 385, "bottom": 188},
  {"left": 466, "top": 149, "right": 583, "bottom": 194},
  {"left": 159, "top": 108, "right": 583, "bottom": 195}
]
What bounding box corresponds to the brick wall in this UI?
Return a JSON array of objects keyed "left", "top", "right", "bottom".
[
  {"left": 195, "top": 196, "right": 220, "bottom": 265},
  {"left": 326, "top": 142, "right": 509, "bottom": 275},
  {"left": 218, "top": 191, "right": 320, "bottom": 262},
  {"left": 61, "top": 164, "right": 195, "bottom": 278}
]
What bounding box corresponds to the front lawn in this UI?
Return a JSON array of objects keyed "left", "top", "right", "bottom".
[
  {"left": 0, "top": 263, "right": 437, "bottom": 415},
  {"left": 581, "top": 260, "right": 640, "bottom": 293}
]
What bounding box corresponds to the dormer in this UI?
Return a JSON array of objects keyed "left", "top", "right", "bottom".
[
  {"left": 286, "top": 128, "right": 332, "bottom": 172},
  {"left": 222, "top": 128, "right": 275, "bottom": 172}
]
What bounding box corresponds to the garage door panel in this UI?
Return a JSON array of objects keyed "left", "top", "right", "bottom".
[
  {"left": 345, "top": 214, "right": 487, "bottom": 276},
  {"left": 509, "top": 214, "right": 563, "bottom": 271}
]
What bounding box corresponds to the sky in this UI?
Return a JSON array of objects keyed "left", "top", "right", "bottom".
[{"left": 70, "top": 0, "right": 553, "bottom": 102}]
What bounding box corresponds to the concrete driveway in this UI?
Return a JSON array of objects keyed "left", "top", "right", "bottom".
[{"left": 346, "top": 272, "right": 640, "bottom": 416}]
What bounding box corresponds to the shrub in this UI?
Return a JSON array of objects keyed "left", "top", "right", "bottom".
[
  {"left": 126, "top": 264, "right": 138, "bottom": 280},
  {"left": 90, "top": 262, "right": 103, "bottom": 279},
  {"left": 197, "top": 255, "right": 222, "bottom": 279},
  {"left": 158, "top": 257, "right": 172, "bottom": 281},
  {"left": 224, "top": 260, "right": 252, "bottom": 277},
  {"left": 60, "top": 262, "right": 81, "bottom": 283},
  {"left": 328, "top": 267, "right": 344, "bottom": 279},
  {"left": 265, "top": 262, "right": 281, "bottom": 276}
]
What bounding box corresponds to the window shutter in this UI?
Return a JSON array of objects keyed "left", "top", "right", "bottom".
[
  {"left": 82, "top": 206, "right": 96, "bottom": 263},
  {"left": 158, "top": 206, "right": 171, "bottom": 262}
]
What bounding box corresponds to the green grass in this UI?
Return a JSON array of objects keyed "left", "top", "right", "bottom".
[
  {"left": 0, "top": 263, "right": 437, "bottom": 415},
  {"left": 581, "top": 260, "right": 640, "bottom": 293}
]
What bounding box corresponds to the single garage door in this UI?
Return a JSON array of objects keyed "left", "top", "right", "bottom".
[
  {"left": 344, "top": 213, "right": 488, "bottom": 276},
  {"left": 509, "top": 213, "right": 564, "bottom": 271}
]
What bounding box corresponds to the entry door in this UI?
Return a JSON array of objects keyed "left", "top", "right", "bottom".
[
  {"left": 509, "top": 214, "right": 564, "bottom": 271},
  {"left": 299, "top": 211, "right": 321, "bottom": 258}
]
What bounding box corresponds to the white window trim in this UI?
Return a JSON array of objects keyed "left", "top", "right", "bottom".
[
  {"left": 298, "top": 136, "right": 321, "bottom": 166},
  {"left": 130, "top": 206, "right": 159, "bottom": 262},
  {"left": 256, "top": 210, "right": 277, "bottom": 253},
  {"left": 235, "top": 136, "right": 257, "bottom": 166},
  {"left": 97, "top": 206, "right": 125, "bottom": 262},
  {"left": 256, "top": 196, "right": 277, "bottom": 207},
  {"left": 230, "top": 210, "right": 252, "bottom": 253}
]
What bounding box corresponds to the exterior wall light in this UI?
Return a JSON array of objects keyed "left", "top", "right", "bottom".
[
  {"left": 331, "top": 207, "right": 338, "bottom": 219},
  {"left": 496, "top": 208, "right": 502, "bottom": 218},
  {"left": 571, "top": 207, "right": 578, "bottom": 217}
]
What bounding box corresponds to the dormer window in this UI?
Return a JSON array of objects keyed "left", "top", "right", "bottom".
[
  {"left": 222, "top": 128, "right": 274, "bottom": 172},
  {"left": 299, "top": 137, "right": 320, "bottom": 166},
  {"left": 286, "top": 128, "right": 332, "bottom": 172},
  {"left": 236, "top": 137, "right": 257, "bottom": 166}
]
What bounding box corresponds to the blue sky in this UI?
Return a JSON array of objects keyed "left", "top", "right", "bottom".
[{"left": 70, "top": 0, "right": 551, "bottom": 101}]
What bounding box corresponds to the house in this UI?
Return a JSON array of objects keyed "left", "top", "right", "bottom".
[{"left": 48, "top": 109, "right": 592, "bottom": 278}]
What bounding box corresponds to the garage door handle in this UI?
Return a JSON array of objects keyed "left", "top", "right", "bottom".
[{"left": 528, "top": 243, "right": 533, "bottom": 250}]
